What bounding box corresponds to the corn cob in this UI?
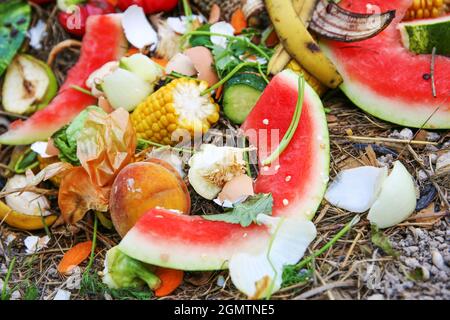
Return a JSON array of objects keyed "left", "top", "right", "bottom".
[
  {"left": 131, "top": 78, "right": 220, "bottom": 146},
  {"left": 286, "top": 60, "right": 328, "bottom": 97},
  {"left": 404, "top": 0, "right": 444, "bottom": 20}
]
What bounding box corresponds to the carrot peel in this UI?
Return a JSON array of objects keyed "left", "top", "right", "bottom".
[
  {"left": 154, "top": 267, "right": 184, "bottom": 297},
  {"left": 57, "top": 241, "right": 93, "bottom": 274}
]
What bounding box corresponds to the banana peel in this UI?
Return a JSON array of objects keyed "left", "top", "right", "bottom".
[
  {"left": 266, "top": 0, "right": 343, "bottom": 88},
  {"left": 0, "top": 201, "right": 57, "bottom": 230}
]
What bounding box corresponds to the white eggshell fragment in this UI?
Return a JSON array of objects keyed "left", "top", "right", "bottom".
[
  {"left": 165, "top": 53, "right": 197, "bottom": 76},
  {"left": 122, "top": 5, "right": 158, "bottom": 50},
  {"left": 325, "top": 166, "right": 388, "bottom": 213},
  {"left": 210, "top": 22, "right": 235, "bottom": 48},
  {"left": 368, "top": 161, "right": 417, "bottom": 229}
]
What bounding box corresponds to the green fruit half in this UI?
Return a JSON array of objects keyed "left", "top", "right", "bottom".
[{"left": 2, "top": 54, "right": 58, "bottom": 115}]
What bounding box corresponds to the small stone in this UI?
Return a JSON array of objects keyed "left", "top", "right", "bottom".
[
  {"left": 404, "top": 257, "right": 419, "bottom": 268},
  {"left": 435, "top": 152, "right": 450, "bottom": 174},
  {"left": 427, "top": 132, "right": 440, "bottom": 142},
  {"left": 10, "top": 290, "right": 21, "bottom": 300},
  {"left": 53, "top": 289, "right": 71, "bottom": 300},
  {"left": 216, "top": 275, "right": 225, "bottom": 287},
  {"left": 389, "top": 128, "right": 413, "bottom": 140},
  {"left": 367, "top": 294, "right": 384, "bottom": 300}
]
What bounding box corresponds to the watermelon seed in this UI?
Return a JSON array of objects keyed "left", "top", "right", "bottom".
[
  {"left": 285, "top": 176, "right": 292, "bottom": 182},
  {"left": 422, "top": 73, "right": 431, "bottom": 80},
  {"left": 282, "top": 199, "right": 289, "bottom": 206}
]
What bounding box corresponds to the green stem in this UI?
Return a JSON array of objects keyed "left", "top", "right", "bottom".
[
  {"left": 85, "top": 214, "right": 98, "bottom": 274},
  {"left": 138, "top": 138, "right": 194, "bottom": 154},
  {"left": 265, "top": 217, "right": 285, "bottom": 300},
  {"left": 182, "top": 0, "right": 192, "bottom": 19},
  {"left": 168, "top": 71, "right": 197, "bottom": 81},
  {"left": 185, "top": 31, "right": 271, "bottom": 61},
  {"left": 257, "top": 64, "right": 270, "bottom": 84},
  {"left": 262, "top": 76, "right": 305, "bottom": 166},
  {"left": 202, "top": 62, "right": 258, "bottom": 95},
  {"left": 1, "top": 256, "right": 16, "bottom": 300},
  {"left": 70, "top": 85, "right": 95, "bottom": 97},
  {"left": 294, "top": 215, "right": 360, "bottom": 271}
]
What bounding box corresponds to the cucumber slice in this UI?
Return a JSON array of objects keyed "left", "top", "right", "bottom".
[{"left": 223, "top": 73, "right": 267, "bottom": 124}]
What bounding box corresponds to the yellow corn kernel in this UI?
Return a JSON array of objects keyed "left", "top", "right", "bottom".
[
  {"left": 405, "top": 0, "right": 444, "bottom": 20},
  {"left": 131, "top": 78, "right": 220, "bottom": 145}
]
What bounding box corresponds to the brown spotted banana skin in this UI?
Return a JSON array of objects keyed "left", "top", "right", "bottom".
[{"left": 265, "top": 0, "right": 342, "bottom": 88}]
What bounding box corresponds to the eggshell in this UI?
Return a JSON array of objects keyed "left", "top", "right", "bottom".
[
  {"left": 165, "top": 53, "right": 197, "bottom": 76},
  {"left": 184, "top": 47, "right": 219, "bottom": 86},
  {"left": 218, "top": 174, "right": 254, "bottom": 204}
]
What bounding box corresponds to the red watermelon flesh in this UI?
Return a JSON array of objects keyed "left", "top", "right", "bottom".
[
  {"left": 320, "top": 0, "right": 450, "bottom": 129},
  {"left": 118, "top": 70, "right": 330, "bottom": 270},
  {"left": 0, "top": 14, "right": 127, "bottom": 145}
]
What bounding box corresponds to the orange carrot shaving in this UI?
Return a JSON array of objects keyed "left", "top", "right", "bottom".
[
  {"left": 215, "top": 85, "right": 224, "bottom": 100},
  {"left": 125, "top": 47, "right": 140, "bottom": 57},
  {"left": 151, "top": 57, "right": 168, "bottom": 68},
  {"left": 231, "top": 9, "right": 247, "bottom": 35},
  {"left": 154, "top": 268, "right": 184, "bottom": 297},
  {"left": 57, "top": 241, "right": 93, "bottom": 274}
]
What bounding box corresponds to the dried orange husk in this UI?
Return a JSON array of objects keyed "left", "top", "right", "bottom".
[
  {"left": 58, "top": 167, "right": 110, "bottom": 224},
  {"left": 76, "top": 108, "right": 137, "bottom": 188}
]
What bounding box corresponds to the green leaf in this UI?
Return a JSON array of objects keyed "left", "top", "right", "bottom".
[
  {"left": 14, "top": 148, "right": 38, "bottom": 173},
  {"left": 407, "top": 267, "right": 427, "bottom": 282},
  {"left": 282, "top": 266, "right": 312, "bottom": 287},
  {"left": 189, "top": 24, "right": 212, "bottom": 47},
  {"left": 52, "top": 106, "right": 105, "bottom": 165},
  {"left": 371, "top": 224, "right": 399, "bottom": 257},
  {"left": 203, "top": 193, "right": 273, "bottom": 227},
  {"left": 0, "top": 0, "right": 31, "bottom": 76}
]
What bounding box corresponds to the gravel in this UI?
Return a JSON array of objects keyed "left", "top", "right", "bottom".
[{"left": 362, "top": 219, "right": 450, "bottom": 300}]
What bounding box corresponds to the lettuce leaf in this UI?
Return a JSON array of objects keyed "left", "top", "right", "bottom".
[{"left": 52, "top": 106, "right": 105, "bottom": 165}]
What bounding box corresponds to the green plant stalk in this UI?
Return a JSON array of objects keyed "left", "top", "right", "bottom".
[
  {"left": 257, "top": 63, "right": 270, "bottom": 84},
  {"left": 262, "top": 76, "right": 305, "bottom": 166},
  {"left": 202, "top": 62, "right": 258, "bottom": 95},
  {"left": 264, "top": 217, "right": 285, "bottom": 300},
  {"left": 1, "top": 256, "right": 16, "bottom": 300},
  {"left": 137, "top": 138, "right": 194, "bottom": 154},
  {"left": 168, "top": 71, "right": 197, "bottom": 81},
  {"left": 38, "top": 203, "right": 51, "bottom": 238},
  {"left": 185, "top": 31, "right": 271, "bottom": 61},
  {"left": 70, "top": 85, "right": 95, "bottom": 97},
  {"left": 182, "top": 0, "right": 192, "bottom": 19},
  {"left": 241, "top": 136, "right": 252, "bottom": 177},
  {"left": 293, "top": 215, "right": 360, "bottom": 271},
  {"left": 84, "top": 214, "right": 98, "bottom": 274}
]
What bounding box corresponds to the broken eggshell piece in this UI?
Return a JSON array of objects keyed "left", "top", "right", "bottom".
[
  {"left": 165, "top": 53, "right": 197, "bottom": 76},
  {"left": 210, "top": 22, "right": 235, "bottom": 48},
  {"left": 214, "top": 174, "right": 254, "bottom": 208},
  {"left": 325, "top": 166, "right": 388, "bottom": 213},
  {"left": 368, "top": 161, "right": 417, "bottom": 229},
  {"left": 122, "top": 5, "right": 158, "bottom": 50}
]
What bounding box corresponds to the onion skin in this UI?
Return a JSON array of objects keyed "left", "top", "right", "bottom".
[{"left": 309, "top": 0, "right": 396, "bottom": 42}]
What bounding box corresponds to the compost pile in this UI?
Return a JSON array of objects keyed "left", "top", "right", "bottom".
[{"left": 0, "top": 0, "right": 449, "bottom": 300}]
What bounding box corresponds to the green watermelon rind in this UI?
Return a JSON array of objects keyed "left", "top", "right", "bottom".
[
  {"left": 118, "top": 70, "right": 330, "bottom": 271},
  {"left": 399, "top": 15, "right": 450, "bottom": 56}
]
